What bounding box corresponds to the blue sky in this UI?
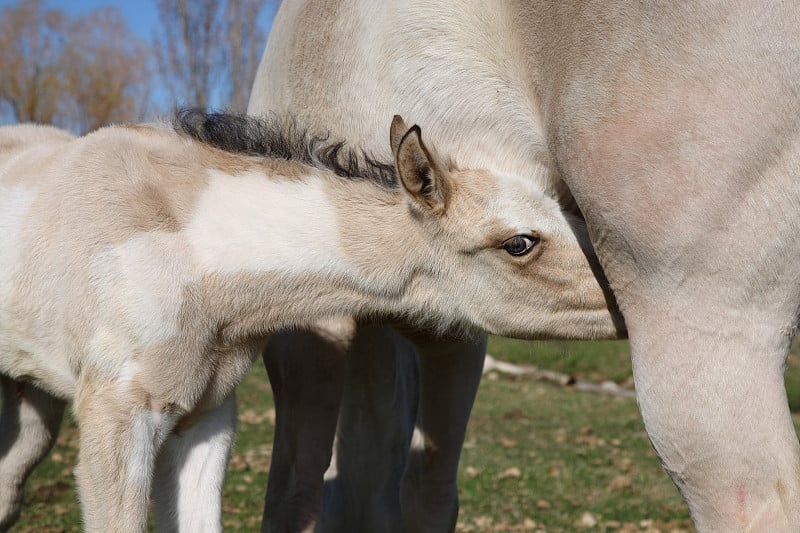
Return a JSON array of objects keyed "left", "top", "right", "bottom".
[
  {"left": 0, "top": 0, "right": 278, "bottom": 44},
  {"left": 43, "top": 1, "right": 162, "bottom": 37},
  {"left": 0, "top": 0, "right": 278, "bottom": 112}
]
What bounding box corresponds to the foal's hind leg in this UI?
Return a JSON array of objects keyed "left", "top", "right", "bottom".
[
  {"left": 0, "top": 376, "right": 65, "bottom": 532},
  {"left": 152, "top": 394, "right": 236, "bottom": 533}
]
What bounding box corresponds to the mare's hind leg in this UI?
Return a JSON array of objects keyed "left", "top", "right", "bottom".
[
  {"left": 0, "top": 376, "right": 65, "bottom": 532},
  {"left": 261, "top": 318, "right": 350, "bottom": 533},
  {"left": 152, "top": 394, "right": 237, "bottom": 533}
]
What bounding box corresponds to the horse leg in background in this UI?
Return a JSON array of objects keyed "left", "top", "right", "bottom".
[
  {"left": 0, "top": 376, "right": 65, "bottom": 532},
  {"left": 401, "top": 333, "right": 487, "bottom": 533},
  {"left": 260, "top": 323, "right": 486, "bottom": 533},
  {"left": 261, "top": 318, "right": 352, "bottom": 533},
  {"left": 630, "top": 304, "right": 800, "bottom": 530},
  {"left": 151, "top": 394, "right": 237, "bottom": 533},
  {"left": 319, "top": 325, "right": 418, "bottom": 533}
]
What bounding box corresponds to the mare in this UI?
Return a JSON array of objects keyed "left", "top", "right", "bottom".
[
  {"left": 249, "top": 1, "right": 800, "bottom": 531},
  {"left": 0, "top": 111, "right": 620, "bottom": 532}
]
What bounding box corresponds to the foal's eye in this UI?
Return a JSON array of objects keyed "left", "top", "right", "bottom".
[{"left": 502, "top": 235, "right": 538, "bottom": 256}]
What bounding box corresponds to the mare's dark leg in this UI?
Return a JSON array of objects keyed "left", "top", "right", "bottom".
[
  {"left": 319, "top": 325, "right": 418, "bottom": 533},
  {"left": 0, "top": 376, "right": 65, "bottom": 532},
  {"left": 261, "top": 319, "right": 350, "bottom": 533},
  {"left": 401, "top": 333, "right": 487, "bottom": 533}
]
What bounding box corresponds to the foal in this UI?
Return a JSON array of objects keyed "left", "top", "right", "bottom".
[{"left": 0, "top": 111, "right": 618, "bottom": 532}]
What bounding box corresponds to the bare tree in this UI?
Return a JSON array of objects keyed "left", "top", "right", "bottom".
[
  {"left": 153, "top": 0, "right": 224, "bottom": 108},
  {"left": 61, "top": 9, "right": 153, "bottom": 132},
  {"left": 153, "top": 0, "right": 271, "bottom": 111},
  {"left": 0, "top": 1, "right": 153, "bottom": 133},
  {"left": 0, "top": 0, "right": 66, "bottom": 124},
  {"left": 61, "top": 8, "right": 150, "bottom": 131},
  {"left": 224, "top": 0, "right": 270, "bottom": 111}
]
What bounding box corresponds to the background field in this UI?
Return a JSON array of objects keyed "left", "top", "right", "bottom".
[{"left": 9, "top": 337, "right": 800, "bottom": 532}]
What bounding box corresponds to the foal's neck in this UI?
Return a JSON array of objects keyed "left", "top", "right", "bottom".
[{"left": 181, "top": 164, "right": 433, "bottom": 340}]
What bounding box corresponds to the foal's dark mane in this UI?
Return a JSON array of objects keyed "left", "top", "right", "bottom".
[{"left": 173, "top": 108, "right": 397, "bottom": 188}]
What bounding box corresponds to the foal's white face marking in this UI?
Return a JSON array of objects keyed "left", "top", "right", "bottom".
[{"left": 184, "top": 170, "right": 348, "bottom": 276}]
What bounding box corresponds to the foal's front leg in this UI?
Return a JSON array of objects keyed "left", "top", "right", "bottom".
[
  {"left": 0, "top": 376, "right": 65, "bottom": 531},
  {"left": 74, "top": 380, "right": 177, "bottom": 533},
  {"left": 152, "top": 394, "right": 237, "bottom": 533}
]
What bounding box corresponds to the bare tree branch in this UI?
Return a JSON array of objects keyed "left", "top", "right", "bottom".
[
  {"left": 0, "top": 1, "right": 152, "bottom": 133},
  {"left": 154, "top": 0, "right": 226, "bottom": 107},
  {"left": 225, "top": 0, "right": 268, "bottom": 111},
  {"left": 153, "top": 0, "right": 271, "bottom": 111},
  {"left": 61, "top": 9, "right": 153, "bottom": 132},
  {"left": 0, "top": 0, "right": 65, "bottom": 124}
]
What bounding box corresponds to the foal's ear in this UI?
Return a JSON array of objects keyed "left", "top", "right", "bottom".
[
  {"left": 389, "top": 115, "right": 409, "bottom": 155},
  {"left": 390, "top": 115, "right": 450, "bottom": 215}
]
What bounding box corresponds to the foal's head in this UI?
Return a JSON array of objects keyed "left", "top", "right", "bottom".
[
  {"left": 174, "top": 109, "right": 622, "bottom": 340},
  {"left": 388, "top": 116, "right": 624, "bottom": 340}
]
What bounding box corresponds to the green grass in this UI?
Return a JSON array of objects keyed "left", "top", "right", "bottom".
[
  {"left": 456, "top": 378, "right": 693, "bottom": 532},
  {"left": 487, "top": 338, "right": 634, "bottom": 384},
  {"left": 787, "top": 348, "right": 800, "bottom": 414},
  {"left": 488, "top": 337, "right": 800, "bottom": 412},
  {"left": 7, "top": 337, "right": 800, "bottom": 531}
]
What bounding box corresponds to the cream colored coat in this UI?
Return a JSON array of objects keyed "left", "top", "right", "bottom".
[{"left": 250, "top": 1, "right": 800, "bottom": 531}]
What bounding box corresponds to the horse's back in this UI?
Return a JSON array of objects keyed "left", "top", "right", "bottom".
[
  {"left": 0, "top": 124, "right": 75, "bottom": 153},
  {"left": 0, "top": 124, "right": 74, "bottom": 180}
]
